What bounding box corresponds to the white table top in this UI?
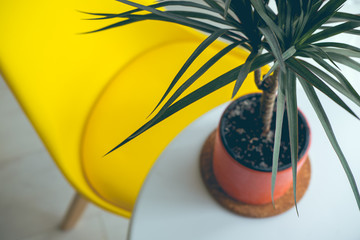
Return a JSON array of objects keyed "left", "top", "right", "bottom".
[
  {"left": 127, "top": 94, "right": 360, "bottom": 239},
  {"left": 127, "top": 3, "right": 360, "bottom": 239}
]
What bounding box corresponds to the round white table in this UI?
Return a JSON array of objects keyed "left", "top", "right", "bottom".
[
  {"left": 127, "top": 91, "right": 360, "bottom": 240},
  {"left": 127, "top": 3, "right": 360, "bottom": 238}
]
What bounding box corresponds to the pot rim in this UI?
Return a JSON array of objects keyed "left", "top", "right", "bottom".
[{"left": 218, "top": 92, "right": 311, "bottom": 172}]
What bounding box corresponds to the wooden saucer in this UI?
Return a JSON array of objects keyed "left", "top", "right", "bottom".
[{"left": 200, "top": 131, "right": 311, "bottom": 218}]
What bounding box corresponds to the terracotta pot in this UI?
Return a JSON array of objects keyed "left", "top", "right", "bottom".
[{"left": 212, "top": 93, "right": 311, "bottom": 205}]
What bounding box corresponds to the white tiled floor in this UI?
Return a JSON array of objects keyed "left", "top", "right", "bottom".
[{"left": 0, "top": 77, "right": 129, "bottom": 240}]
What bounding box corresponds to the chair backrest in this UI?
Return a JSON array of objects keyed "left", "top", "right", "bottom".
[{"left": 0, "top": 0, "right": 260, "bottom": 217}]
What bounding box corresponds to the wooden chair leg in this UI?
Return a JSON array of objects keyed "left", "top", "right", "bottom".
[{"left": 60, "top": 192, "right": 88, "bottom": 231}]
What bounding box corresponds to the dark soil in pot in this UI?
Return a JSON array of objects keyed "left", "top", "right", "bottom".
[{"left": 220, "top": 93, "right": 310, "bottom": 172}]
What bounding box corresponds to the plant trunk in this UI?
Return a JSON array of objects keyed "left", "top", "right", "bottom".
[{"left": 254, "top": 68, "right": 280, "bottom": 136}]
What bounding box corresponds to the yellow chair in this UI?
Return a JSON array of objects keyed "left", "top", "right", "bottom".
[{"left": 0, "top": 0, "right": 259, "bottom": 229}]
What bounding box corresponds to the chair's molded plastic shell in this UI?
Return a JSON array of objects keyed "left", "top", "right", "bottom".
[{"left": 0, "top": 0, "right": 262, "bottom": 217}]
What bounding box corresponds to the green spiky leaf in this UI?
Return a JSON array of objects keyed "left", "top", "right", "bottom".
[
  {"left": 106, "top": 52, "right": 274, "bottom": 154},
  {"left": 299, "top": 60, "right": 360, "bottom": 108},
  {"left": 224, "top": 0, "right": 232, "bottom": 17},
  {"left": 232, "top": 51, "right": 258, "bottom": 98},
  {"left": 286, "top": 58, "right": 358, "bottom": 119},
  {"left": 259, "top": 26, "right": 285, "bottom": 70},
  {"left": 285, "top": 69, "right": 299, "bottom": 215},
  {"left": 271, "top": 70, "right": 286, "bottom": 206},
  {"left": 150, "top": 29, "right": 229, "bottom": 116}
]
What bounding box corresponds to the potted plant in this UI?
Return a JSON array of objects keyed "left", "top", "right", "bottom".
[{"left": 87, "top": 0, "right": 360, "bottom": 213}]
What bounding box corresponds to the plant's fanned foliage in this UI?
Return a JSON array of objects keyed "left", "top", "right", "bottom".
[{"left": 89, "top": 0, "right": 360, "bottom": 211}]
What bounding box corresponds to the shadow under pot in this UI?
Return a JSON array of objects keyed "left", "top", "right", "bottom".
[{"left": 212, "top": 93, "right": 311, "bottom": 205}]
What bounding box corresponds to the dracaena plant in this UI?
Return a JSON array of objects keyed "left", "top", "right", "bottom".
[{"left": 86, "top": 0, "right": 360, "bottom": 211}]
